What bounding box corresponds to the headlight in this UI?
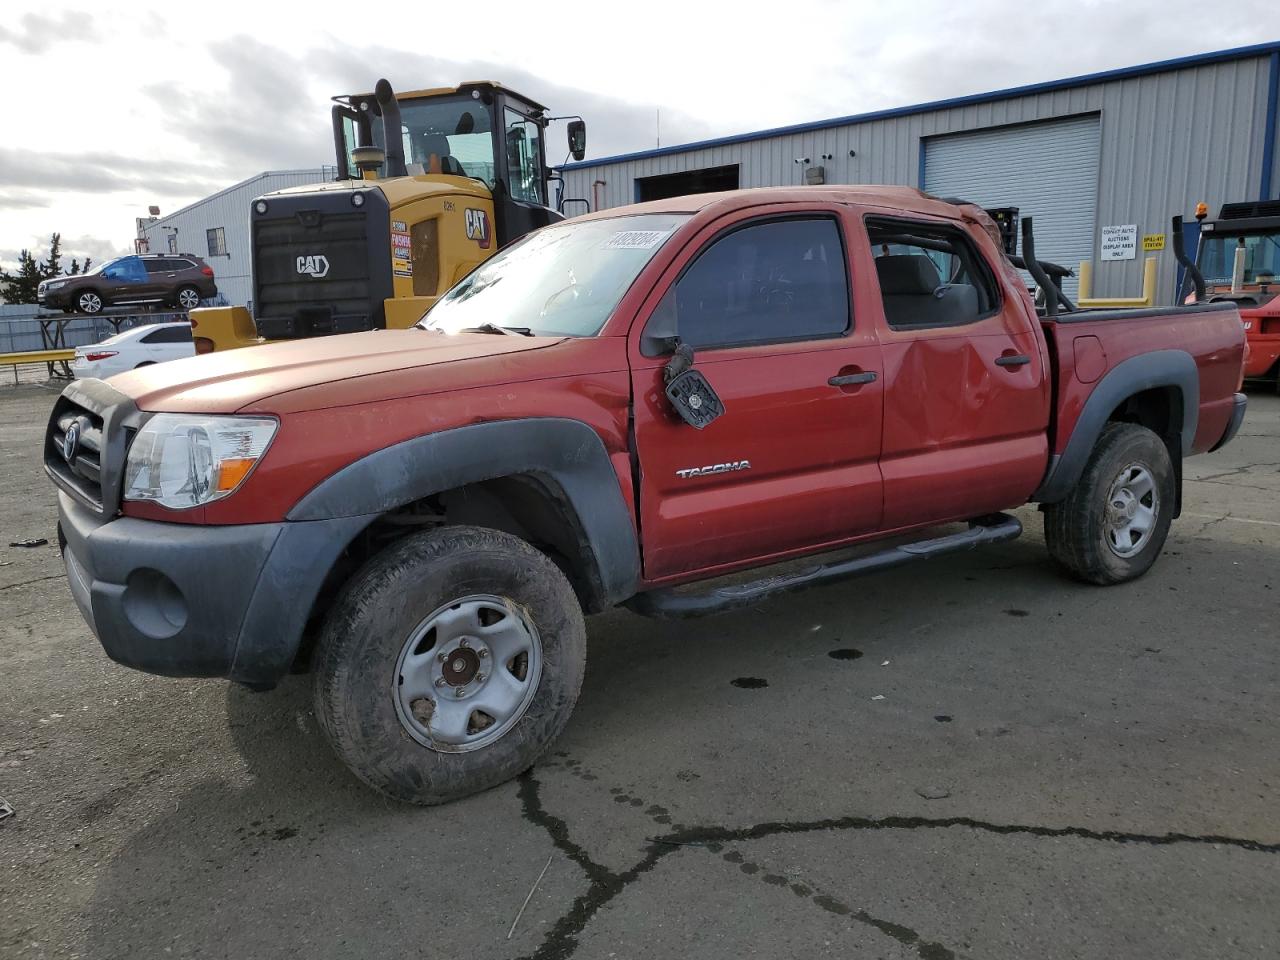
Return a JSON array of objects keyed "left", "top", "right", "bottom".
[
  {"left": 45, "top": 280, "right": 66, "bottom": 290},
  {"left": 123, "top": 414, "right": 277, "bottom": 509}
]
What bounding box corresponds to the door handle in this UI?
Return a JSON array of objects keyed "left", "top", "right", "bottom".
[
  {"left": 829, "top": 371, "right": 878, "bottom": 386},
  {"left": 995, "top": 354, "right": 1031, "bottom": 368}
]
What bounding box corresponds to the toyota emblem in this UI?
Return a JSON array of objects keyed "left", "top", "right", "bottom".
[{"left": 62, "top": 421, "right": 80, "bottom": 462}]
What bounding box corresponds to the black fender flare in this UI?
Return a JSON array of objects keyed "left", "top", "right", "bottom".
[
  {"left": 1033, "top": 349, "right": 1198, "bottom": 503},
  {"left": 287, "top": 417, "right": 640, "bottom": 607}
]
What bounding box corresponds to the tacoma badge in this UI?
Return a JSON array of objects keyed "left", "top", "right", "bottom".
[{"left": 675, "top": 460, "right": 751, "bottom": 479}]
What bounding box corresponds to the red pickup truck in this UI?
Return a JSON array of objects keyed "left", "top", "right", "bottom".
[{"left": 46, "top": 186, "right": 1247, "bottom": 804}]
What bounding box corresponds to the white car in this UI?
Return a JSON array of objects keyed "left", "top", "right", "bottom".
[{"left": 71, "top": 323, "right": 195, "bottom": 379}]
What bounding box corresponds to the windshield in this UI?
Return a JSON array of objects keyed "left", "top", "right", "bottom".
[
  {"left": 1200, "top": 230, "right": 1280, "bottom": 285},
  {"left": 343, "top": 94, "right": 495, "bottom": 183},
  {"left": 420, "top": 214, "right": 690, "bottom": 337}
]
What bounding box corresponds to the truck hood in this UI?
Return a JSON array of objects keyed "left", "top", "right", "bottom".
[{"left": 107, "top": 329, "right": 563, "bottom": 413}]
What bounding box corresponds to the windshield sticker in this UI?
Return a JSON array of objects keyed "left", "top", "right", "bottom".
[{"left": 603, "top": 230, "right": 670, "bottom": 250}]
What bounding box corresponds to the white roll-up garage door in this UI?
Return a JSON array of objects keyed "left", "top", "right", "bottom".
[{"left": 923, "top": 114, "right": 1100, "bottom": 298}]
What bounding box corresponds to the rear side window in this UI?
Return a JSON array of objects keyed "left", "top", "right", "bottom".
[
  {"left": 143, "top": 259, "right": 166, "bottom": 273},
  {"left": 140, "top": 325, "right": 193, "bottom": 344},
  {"left": 666, "top": 217, "right": 850, "bottom": 350},
  {"left": 866, "top": 217, "right": 999, "bottom": 329}
]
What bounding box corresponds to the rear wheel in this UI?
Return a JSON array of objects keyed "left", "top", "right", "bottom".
[
  {"left": 312, "top": 525, "right": 586, "bottom": 805},
  {"left": 1043, "top": 423, "right": 1175, "bottom": 584},
  {"left": 76, "top": 290, "right": 103, "bottom": 314},
  {"left": 175, "top": 285, "right": 202, "bottom": 310}
]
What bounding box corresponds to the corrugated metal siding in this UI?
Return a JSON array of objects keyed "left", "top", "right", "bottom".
[
  {"left": 140, "top": 168, "right": 336, "bottom": 307},
  {"left": 562, "top": 56, "right": 1273, "bottom": 303},
  {"left": 925, "top": 114, "right": 1101, "bottom": 298}
]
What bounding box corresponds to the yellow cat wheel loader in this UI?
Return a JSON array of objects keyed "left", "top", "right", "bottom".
[{"left": 190, "top": 79, "right": 586, "bottom": 352}]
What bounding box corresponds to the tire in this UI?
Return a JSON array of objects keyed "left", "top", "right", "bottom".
[
  {"left": 312, "top": 525, "right": 586, "bottom": 805},
  {"left": 76, "top": 290, "right": 104, "bottom": 314},
  {"left": 134, "top": 361, "right": 155, "bottom": 369},
  {"left": 175, "top": 285, "right": 202, "bottom": 310},
  {"left": 1043, "top": 422, "right": 1175, "bottom": 585}
]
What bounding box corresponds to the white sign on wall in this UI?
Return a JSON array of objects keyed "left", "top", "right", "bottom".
[{"left": 1100, "top": 224, "right": 1138, "bottom": 261}]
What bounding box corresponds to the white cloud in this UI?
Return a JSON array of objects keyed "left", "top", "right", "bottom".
[{"left": 1, "top": 0, "right": 1274, "bottom": 265}]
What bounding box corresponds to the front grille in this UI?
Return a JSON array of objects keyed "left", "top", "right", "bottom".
[
  {"left": 44, "top": 380, "right": 141, "bottom": 516},
  {"left": 47, "top": 399, "right": 106, "bottom": 509},
  {"left": 251, "top": 188, "right": 393, "bottom": 339}
]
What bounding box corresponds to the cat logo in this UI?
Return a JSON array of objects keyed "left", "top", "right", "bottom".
[
  {"left": 464, "top": 209, "right": 491, "bottom": 249},
  {"left": 296, "top": 255, "right": 330, "bottom": 278}
]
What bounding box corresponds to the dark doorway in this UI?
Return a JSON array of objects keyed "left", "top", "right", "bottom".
[{"left": 635, "top": 164, "right": 740, "bottom": 202}]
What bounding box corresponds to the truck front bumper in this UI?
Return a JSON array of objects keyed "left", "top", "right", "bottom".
[{"left": 58, "top": 492, "right": 370, "bottom": 688}]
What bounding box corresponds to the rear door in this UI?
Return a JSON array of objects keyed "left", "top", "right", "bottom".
[
  {"left": 858, "top": 213, "right": 1050, "bottom": 529},
  {"left": 138, "top": 258, "right": 171, "bottom": 299},
  {"left": 629, "top": 206, "right": 885, "bottom": 581}
]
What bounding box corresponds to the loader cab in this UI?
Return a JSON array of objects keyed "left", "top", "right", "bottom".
[
  {"left": 1196, "top": 208, "right": 1280, "bottom": 303},
  {"left": 333, "top": 82, "right": 564, "bottom": 247}
]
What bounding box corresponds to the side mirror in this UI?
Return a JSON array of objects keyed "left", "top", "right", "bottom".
[
  {"left": 663, "top": 342, "right": 723, "bottom": 430},
  {"left": 567, "top": 120, "right": 586, "bottom": 162}
]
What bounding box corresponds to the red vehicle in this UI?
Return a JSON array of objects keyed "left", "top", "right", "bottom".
[
  {"left": 1183, "top": 200, "right": 1280, "bottom": 387},
  {"left": 45, "top": 186, "right": 1248, "bottom": 804}
]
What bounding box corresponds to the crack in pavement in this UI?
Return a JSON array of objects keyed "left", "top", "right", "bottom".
[
  {"left": 515, "top": 758, "right": 1280, "bottom": 960},
  {"left": 660, "top": 812, "right": 1280, "bottom": 855},
  {"left": 0, "top": 574, "right": 61, "bottom": 591},
  {"left": 516, "top": 762, "right": 962, "bottom": 960},
  {"left": 1190, "top": 461, "right": 1280, "bottom": 483},
  {"left": 514, "top": 770, "right": 676, "bottom": 960},
  {"left": 715, "top": 845, "right": 958, "bottom": 960}
]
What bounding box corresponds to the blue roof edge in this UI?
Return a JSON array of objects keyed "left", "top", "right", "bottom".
[{"left": 561, "top": 40, "right": 1280, "bottom": 172}]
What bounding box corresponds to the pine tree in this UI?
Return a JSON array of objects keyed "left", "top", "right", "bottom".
[
  {"left": 41, "top": 233, "right": 63, "bottom": 280},
  {"left": 0, "top": 234, "right": 95, "bottom": 303},
  {"left": 0, "top": 250, "right": 45, "bottom": 304}
]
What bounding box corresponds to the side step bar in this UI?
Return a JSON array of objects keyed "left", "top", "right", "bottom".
[{"left": 626, "top": 513, "right": 1023, "bottom": 619}]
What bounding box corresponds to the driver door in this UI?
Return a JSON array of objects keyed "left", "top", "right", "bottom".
[{"left": 629, "top": 207, "right": 885, "bottom": 582}]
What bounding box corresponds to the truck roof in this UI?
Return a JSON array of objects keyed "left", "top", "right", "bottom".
[
  {"left": 340, "top": 80, "right": 549, "bottom": 113},
  {"left": 572, "top": 185, "right": 979, "bottom": 223}
]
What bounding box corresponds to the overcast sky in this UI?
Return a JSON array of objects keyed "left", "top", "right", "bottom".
[{"left": 0, "top": 0, "right": 1274, "bottom": 270}]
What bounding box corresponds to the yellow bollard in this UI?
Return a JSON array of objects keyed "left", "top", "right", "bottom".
[
  {"left": 1076, "top": 256, "right": 1158, "bottom": 308},
  {"left": 1078, "top": 260, "right": 1093, "bottom": 300}
]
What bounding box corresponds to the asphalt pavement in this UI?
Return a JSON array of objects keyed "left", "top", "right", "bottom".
[{"left": 2, "top": 384, "right": 1277, "bottom": 960}]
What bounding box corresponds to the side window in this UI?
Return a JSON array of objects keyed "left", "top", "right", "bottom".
[
  {"left": 866, "top": 218, "right": 999, "bottom": 329},
  {"left": 143, "top": 259, "right": 165, "bottom": 274},
  {"left": 109, "top": 257, "right": 147, "bottom": 283},
  {"left": 206, "top": 227, "right": 227, "bottom": 258},
  {"left": 503, "top": 107, "right": 543, "bottom": 205},
  {"left": 666, "top": 217, "right": 850, "bottom": 350},
  {"left": 141, "top": 325, "right": 193, "bottom": 344}
]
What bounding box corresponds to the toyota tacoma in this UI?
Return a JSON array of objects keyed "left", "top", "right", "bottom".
[{"left": 46, "top": 186, "right": 1248, "bottom": 804}]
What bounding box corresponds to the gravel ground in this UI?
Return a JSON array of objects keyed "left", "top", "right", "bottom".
[{"left": 2, "top": 384, "right": 1277, "bottom": 960}]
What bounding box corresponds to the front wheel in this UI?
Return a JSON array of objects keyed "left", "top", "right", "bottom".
[
  {"left": 175, "top": 285, "right": 202, "bottom": 310},
  {"left": 76, "top": 290, "right": 103, "bottom": 314},
  {"left": 1043, "top": 423, "right": 1175, "bottom": 585},
  {"left": 312, "top": 525, "right": 586, "bottom": 805}
]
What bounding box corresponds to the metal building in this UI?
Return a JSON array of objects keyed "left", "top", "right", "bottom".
[
  {"left": 139, "top": 168, "right": 337, "bottom": 307},
  {"left": 561, "top": 42, "right": 1280, "bottom": 303}
]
